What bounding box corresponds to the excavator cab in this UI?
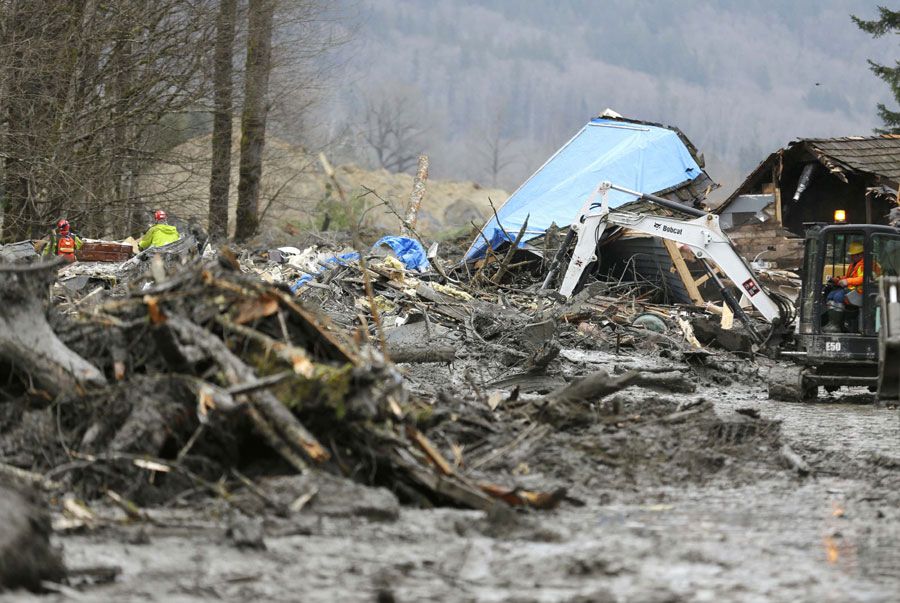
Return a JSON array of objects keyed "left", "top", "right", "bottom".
[{"left": 770, "top": 223, "right": 900, "bottom": 400}]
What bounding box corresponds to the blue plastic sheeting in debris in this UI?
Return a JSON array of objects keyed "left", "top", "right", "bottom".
[
  {"left": 290, "top": 252, "right": 360, "bottom": 292},
  {"left": 464, "top": 118, "right": 704, "bottom": 261},
  {"left": 373, "top": 236, "right": 431, "bottom": 272}
]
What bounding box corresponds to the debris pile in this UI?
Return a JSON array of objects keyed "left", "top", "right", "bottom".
[{"left": 0, "top": 228, "right": 798, "bottom": 591}]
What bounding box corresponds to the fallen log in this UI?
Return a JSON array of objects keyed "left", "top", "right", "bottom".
[
  {"left": 538, "top": 369, "right": 640, "bottom": 406},
  {"left": 522, "top": 369, "right": 640, "bottom": 427},
  {"left": 632, "top": 370, "right": 697, "bottom": 393},
  {"left": 383, "top": 322, "right": 460, "bottom": 363}
]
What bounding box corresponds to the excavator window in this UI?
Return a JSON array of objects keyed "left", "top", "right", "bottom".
[
  {"left": 871, "top": 234, "right": 900, "bottom": 333},
  {"left": 817, "top": 231, "right": 865, "bottom": 333},
  {"left": 800, "top": 237, "right": 819, "bottom": 325}
]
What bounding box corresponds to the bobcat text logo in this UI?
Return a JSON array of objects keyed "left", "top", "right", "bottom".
[{"left": 652, "top": 222, "right": 683, "bottom": 235}]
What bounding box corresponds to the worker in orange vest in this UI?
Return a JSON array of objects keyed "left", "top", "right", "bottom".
[
  {"left": 823, "top": 240, "right": 881, "bottom": 332},
  {"left": 42, "top": 219, "right": 83, "bottom": 261}
]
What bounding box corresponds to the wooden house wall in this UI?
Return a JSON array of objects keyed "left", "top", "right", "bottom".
[{"left": 726, "top": 206, "right": 804, "bottom": 269}]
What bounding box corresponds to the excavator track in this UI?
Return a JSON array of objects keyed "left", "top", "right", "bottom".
[{"left": 768, "top": 365, "right": 818, "bottom": 402}]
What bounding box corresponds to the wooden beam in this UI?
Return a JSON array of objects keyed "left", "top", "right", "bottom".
[
  {"left": 720, "top": 303, "right": 734, "bottom": 330},
  {"left": 772, "top": 162, "right": 783, "bottom": 226},
  {"left": 772, "top": 153, "right": 784, "bottom": 226},
  {"left": 662, "top": 239, "right": 704, "bottom": 305},
  {"left": 774, "top": 186, "right": 783, "bottom": 226},
  {"left": 693, "top": 273, "right": 711, "bottom": 288}
]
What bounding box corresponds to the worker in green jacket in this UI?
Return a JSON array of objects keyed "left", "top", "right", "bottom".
[{"left": 139, "top": 210, "right": 180, "bottom": 250}]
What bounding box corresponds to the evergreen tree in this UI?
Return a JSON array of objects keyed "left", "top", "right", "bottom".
[{"left": 853, "top": 7, "right": 900, "bottom": 133}]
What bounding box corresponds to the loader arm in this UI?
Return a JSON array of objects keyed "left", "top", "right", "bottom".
[{"left": 558, "top": 182, "right": 786, "bottom": 328}]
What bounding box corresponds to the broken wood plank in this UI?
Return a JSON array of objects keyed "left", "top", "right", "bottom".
[
  {"left": 693, "top": 273, "right": 711, "bottom": 288},
  {"left": 662, "top": 239, "right": 704, "bottom": 305},
  {"left": 721, "top": 303, "right": 734, "bottom": 330}
]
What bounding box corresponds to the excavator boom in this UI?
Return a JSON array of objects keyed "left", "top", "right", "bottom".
[{"left": 555, "top": 182, "right": 790, "bottom": 339}]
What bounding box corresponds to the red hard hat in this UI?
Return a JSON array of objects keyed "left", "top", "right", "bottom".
[
  {"left": 58, "top": 219, "right": 70, "bottom": 233},
  {"left": 155, "top": 210, "right": 167, "bottom": 221}
]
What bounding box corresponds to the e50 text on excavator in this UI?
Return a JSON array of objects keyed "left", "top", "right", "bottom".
[{"left": 544, "top": 181, "right": 900, "bottom": 402}]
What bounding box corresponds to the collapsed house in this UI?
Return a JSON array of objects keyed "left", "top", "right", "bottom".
[
  {"left": 464, "top": 112, "right": 717, "bottom": 304},
  {"left": 717, "top": 135, "right": 900, "bottom": 270}
]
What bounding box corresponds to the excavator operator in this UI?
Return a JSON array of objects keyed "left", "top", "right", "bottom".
[{"left": 823, "top": 241, "right": 881, "bottom": 332}]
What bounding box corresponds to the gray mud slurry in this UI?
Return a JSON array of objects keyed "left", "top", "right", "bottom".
[
  {"left": 3, "top": 359, "right": 898, "bottom": 602},
  {"left": 12, "top": 475, "right": 896, "bottom": 603}
]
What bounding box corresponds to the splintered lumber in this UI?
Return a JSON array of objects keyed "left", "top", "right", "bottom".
[
  {"left": 662, "top": 239, "right": 704, "bottom": 305},
  {"left": 0, "top": 261, "right": 106, "bottom": 396},
  {"left": 478, "top": 484, "right": 569, "bottom": 510},
  {"left": 721, "top": 303, "right": 734, "bottom": 330},
  {"left": 214, "top": 315, "right": 315, "bottom": 377},
  {"left": 166, "top": 316, "right": 330, "bottom": 466},
  {"left": 403, "top": 155, "right": 429, "bottom": 236},
  {"left": 217, "top": 272, "right": 359, "bottom": 364}
]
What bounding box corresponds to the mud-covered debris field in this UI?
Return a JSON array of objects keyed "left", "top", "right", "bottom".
[{"left": 0, "top": 231, "right": 898, "bottom": 603}]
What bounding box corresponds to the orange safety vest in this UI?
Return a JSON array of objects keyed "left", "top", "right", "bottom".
[
  {"left": 843, "top": 258, "right": 881, "bottom": 291},
  {"left": 57, "top": 234, "right": 76, "bottom": 260}
]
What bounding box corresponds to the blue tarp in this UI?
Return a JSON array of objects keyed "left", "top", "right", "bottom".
[
  {"left": 373, "top": 236, "right": 431, "bottom": 271},
  {"left": 464, "top": 118, "right": 704, "bottom": 260}
]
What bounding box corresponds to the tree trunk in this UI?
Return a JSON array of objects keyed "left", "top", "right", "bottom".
[
  {"left": 0, "top": 262, "right": 107, "bottom": 396},
  {"left": 209, "top": 0, "right": 238, "bottom": 241},
  {"left": 235, "top": 0, "right": 276, "bottom": 243}
]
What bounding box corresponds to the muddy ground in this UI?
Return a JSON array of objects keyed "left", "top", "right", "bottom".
[
  {"left": 1, "top": 240, "right": 899, "bottom": 603},
  {"left": 4, "top": 351, "right": 899, "bottom": 602}
]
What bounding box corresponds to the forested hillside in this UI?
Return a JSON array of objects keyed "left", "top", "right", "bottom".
[{"left": 311, "top": 0, "right": 898, "bottom": 197}]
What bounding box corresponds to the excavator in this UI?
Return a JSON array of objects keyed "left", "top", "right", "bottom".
[{"left": 544, "top": 181, "right": 900, "bottom": 402}]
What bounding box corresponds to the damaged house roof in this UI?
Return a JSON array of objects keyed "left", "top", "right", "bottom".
[
  {"left": 800, "top": 135, "right": 900, "bottom": 185},
  {"left": 718, "top": 135, "right": 900, "bottom": 236},
  {"left": 464, "top": 113, "right": 717, "bottom": 261}
]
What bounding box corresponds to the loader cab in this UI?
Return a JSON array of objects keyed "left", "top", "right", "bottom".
[{"left": 797, "top": 223, "right": 900, "bottom": 364}]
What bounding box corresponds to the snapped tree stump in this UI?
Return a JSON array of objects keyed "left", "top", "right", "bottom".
[{"left": 0, "top": 261, "right": 106, "bottom": 396}]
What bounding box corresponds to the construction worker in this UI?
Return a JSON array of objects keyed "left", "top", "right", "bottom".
[
  {"left": 42, "top": 219, "right": 83, "bottom": 261},
  {"left": 139, "top": 210, "right": 180, "bottom": 250},
  {"left": 823, "top": 241, "right": 881, "bottom": 332}
]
